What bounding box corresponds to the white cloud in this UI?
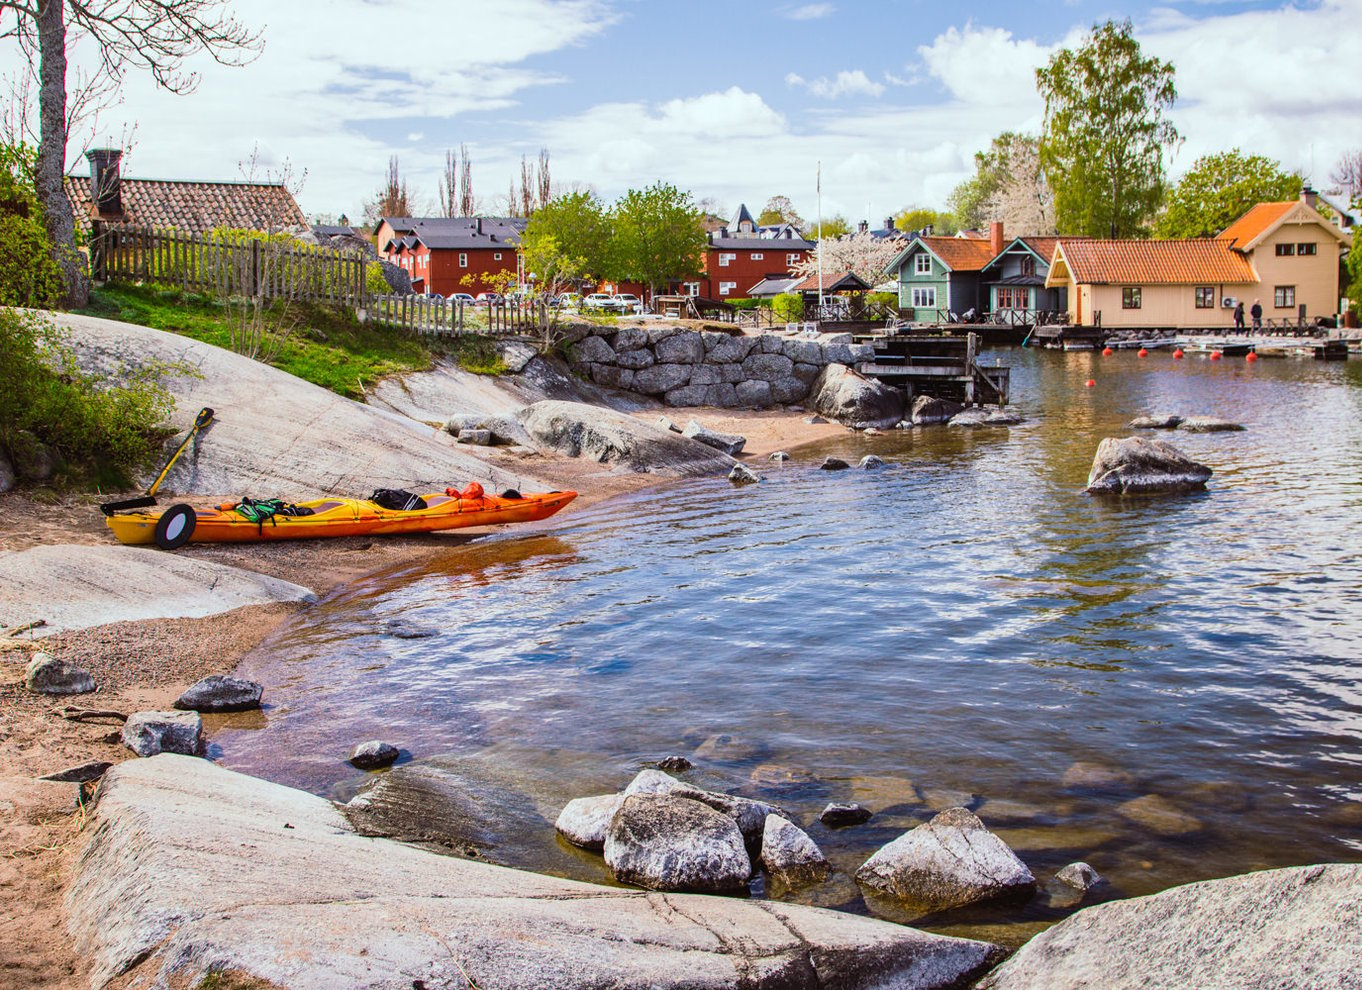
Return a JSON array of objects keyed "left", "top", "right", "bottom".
[
  {"left": 786, "top": 70, "right": 886, "bottom": 99},
  {"left": 916, "top": 24, "right": 1055, "bottom": 108},
  {"left": 784, "top": 3, "right": 835, "bottom": 20}
]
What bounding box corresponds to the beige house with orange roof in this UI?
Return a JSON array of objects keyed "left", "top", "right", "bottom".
[{"left": 1045, "top": 192, "right": 1351, "bottom": 329}]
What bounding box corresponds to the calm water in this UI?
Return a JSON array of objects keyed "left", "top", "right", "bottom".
[{"left": 214, "top": 345, "right": 1362, "bottom": 941}]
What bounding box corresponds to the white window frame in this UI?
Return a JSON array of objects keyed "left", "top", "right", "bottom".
[
  {"left": 914, "top": 253, "right": 932, "bottom": 275},
  {"left": 786, "top": 253, "right": 800, "bottom": 266},
  {"left": 719, "top": 281, "right": 737, "bottom": 296},
  {"left": 494, "top": 252, "right": 502, "bottom": 261},
  {"left": 751, "top": 252, "right": 764, "bottom": 261},
  {"left": 1274, "top": 285, "right": 1296, "bottom": 308},
  {"left": 458, "top": 252, "right": 468, "bottom": 268},
  {"left": 911, "top": 286, "right": 936, "bottom": 308},
  {"left": 683, "top": 282, "right": 700, "bottom": 297},
  {"left": 718, "top": 252, "right": 736, "bottom": 267}
]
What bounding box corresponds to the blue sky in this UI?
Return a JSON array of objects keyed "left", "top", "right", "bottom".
[{"left": 12, "top": 0, "right": 1359, "bottom": 227}]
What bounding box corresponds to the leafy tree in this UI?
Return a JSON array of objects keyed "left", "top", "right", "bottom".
[
  {"left": 894, "top": 207, "right": 957, "bottom": 236},
  {"left": 3, "top": 0, "right": 261, "bottom": 307},
  {"left": 1154, "top": 150, "right": 1301, "bottom": 238},
  {"left": 519, "top": 190, "right": 611, "bottom": 297},
  {"left": 757, "top": 194, "right": 803, "bottom": 228},
  {"left": 1036, "top": 19, "right": 1179, "bottom": 238},
  {"left": 1347, "top": 233, "right": 1362, "bottom": 319},
  {"left": 608, "top": 182, "right": 706, "bottom": 295},
  {"left": 803, "top": 214, "right": 851, "bottom": 240},
  {"left": 0, "top": 143, "right": 63, "bottom": 308}
]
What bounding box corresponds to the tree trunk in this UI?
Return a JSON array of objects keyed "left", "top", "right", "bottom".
[{"left": 35, "top": 0, "right": 89, "bottom": 308}]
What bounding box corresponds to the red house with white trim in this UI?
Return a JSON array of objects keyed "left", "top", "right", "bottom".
[
  {"left": 697, "top": 204, "right": 814, "bottom": 300},
  {"left": 375, "top": 216, "right": 527, "bottom": 296}
]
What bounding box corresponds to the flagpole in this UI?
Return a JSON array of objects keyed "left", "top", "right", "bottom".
[{"left": 816, "top": 161, "right": 824, "bottom": 315}]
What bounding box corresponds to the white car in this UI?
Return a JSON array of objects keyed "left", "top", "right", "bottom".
[
  {"left": 582, "top": 292, "right": 623, "bottom": 313},
  {"left": 612, "top": 293, "right": 644, "bottom": 314},
  {"left": 447, "top": 292, "right": 474, "bottom": 304}
]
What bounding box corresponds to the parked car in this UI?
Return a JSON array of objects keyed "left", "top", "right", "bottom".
[
  {"left": 554, "top": 292, "right": 582, "bottom": 310},
  {"left": 612, "top": 293, "right": 644, "bottom": 314},
  {"left": 447, "top": 292, "right": 475, "bottom": 305},
  {"left": 582, "top": 292, "right": 624, "bottom": 313},
  {"left": 474, "top": 292, "right": 502, "bottom": 306}
]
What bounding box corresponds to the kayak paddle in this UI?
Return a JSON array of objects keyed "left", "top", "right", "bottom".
[{"left": 100, "top": 407, "right": 214, "bottom": 516}]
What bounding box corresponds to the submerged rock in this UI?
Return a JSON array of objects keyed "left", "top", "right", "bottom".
[
  {"left": 1117, "top": 794, "right": 1203, "bottom": 836},
  {"left": 856, "top": 807, "right": 1035, "bottom": 915},
  {"left": 821, "top": 802, "right": 874, "bottom": 828},
  {"left": 820, "top": 456, "right": 850, "bottom": 471},
  {"left": 769, "top": 450, "right": 791, "bottom": 462},
  {"left": 1085, "top": 436, "right": 1213, "bottom": 495},
  {"left": 604, "top": 793, "right": 751, "bottom": 892},
  {"left": 858, "top": 455, "right": 885, "bottom": 469},
  {"left": 728, "top": 463, "right": 761, "bottom": 485},
  {"left": 1054, "top": 861, "right": 1104, "bottom": 892},
  {"left": 910, "top": 396, "right": 964, "bottom": 425},
  {"left": 1178, "top": 416, "right": 1246, "bottom": 433},
  {"left": 1128, "top": 414, "right": 1184, "bottom": 430}
]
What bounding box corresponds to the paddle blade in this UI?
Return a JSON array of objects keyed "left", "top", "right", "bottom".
[{"left": 100, "top": 496, "right": 157, "bottom": 516}]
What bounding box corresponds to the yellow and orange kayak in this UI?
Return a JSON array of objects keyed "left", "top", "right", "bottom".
[{"left": 106, "top": 489, "right": 577, "bottom": 547}]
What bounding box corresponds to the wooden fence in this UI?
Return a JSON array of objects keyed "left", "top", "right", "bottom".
[
  {"left": 366, "top": 294, "right": 550, "bottom": 338},
  {"left": 90, "top": 223, "right": 369, "bottom": 308}
]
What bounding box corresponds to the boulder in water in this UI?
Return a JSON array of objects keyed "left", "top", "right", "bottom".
[
  {"left": 604, "top": 793, "right": 752, "bottom": 892},
  {"left": 1085, "top": 437, "right": 1212, "bottom": 495},
  {"left": 809, "top": 364, "right": 905, "bottom": 429},
  {"left": 174, "top": 674, "right": 263, "bottom": 713}
]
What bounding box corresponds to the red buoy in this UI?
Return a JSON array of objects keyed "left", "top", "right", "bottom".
[
  {"left": 1101, "top": 347, "right": 1114, "bottom": 356},
  {"left": 1246, "top": 351, "right": 1259, "bottom": 363},
  {"left": 1137, "top": 348, "right": 1149, "bottom": 358},
  {"left": 1085, "top": 379, "right": 1096, "bottom": 388},
  {"left": 1173, "top": 349, "right": 1184, "bottom": 359},
  {"left": 1209, "top": 351, "right": 1222, "bottom": 361}
]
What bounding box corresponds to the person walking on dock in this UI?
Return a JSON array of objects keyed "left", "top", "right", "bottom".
[
  {"left": 1250, "top": 298, "right": 1263, "bottom": 330},
  {"left": 1233, "top": 300, "right": 1245, "bottom": 332}
]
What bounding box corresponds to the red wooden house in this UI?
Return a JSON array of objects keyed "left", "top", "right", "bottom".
[
  {"left": 375, "top": 216, "right": 527, "bottom": 296},
  {"left": 697, "top": 204, "right": 814, "bottom": 299}
]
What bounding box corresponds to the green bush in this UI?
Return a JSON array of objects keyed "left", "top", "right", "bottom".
[
  {"left": 868, "top": 291, "right": 898, "bottom": 310},
  {"left": 0, "top": 309, "right": 178, "bottom": 488},
  {"left": 727, "top": 297, "right": 761, "bottom": 311},
  {"left": 772, "top": 292, "right": 804, "bottom": 322},
  {"left": 0, "top": 144, "right": 64, "bottom": 308}
]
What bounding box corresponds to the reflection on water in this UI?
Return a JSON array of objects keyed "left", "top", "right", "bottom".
[{"left": 218, "top": 347, "right": 1362, "bottom": 941}]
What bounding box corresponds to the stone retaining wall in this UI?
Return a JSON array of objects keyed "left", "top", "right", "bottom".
[{"left": 568, "top": 326, "right": 875, "bottom": 409}]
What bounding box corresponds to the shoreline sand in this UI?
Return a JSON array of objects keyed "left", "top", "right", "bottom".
[{"left": 0, "top": 405, "right": 844, "bottom": 990}]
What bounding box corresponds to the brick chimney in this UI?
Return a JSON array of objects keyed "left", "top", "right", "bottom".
[
  {"left": 1300, "top": 185, "right": 1318, "bottom": 210},
  {"left": 885, "top": 215, "right": 895, "bottom": 232},
  {"left": 989, "top": 220, "right": 1004, "bottom": 256},
  {"left": 86, "top": 148, "right": 123, "bottom": 218},
  {"left": 858, "top": 219, "right": 869, "bottom": 234}
]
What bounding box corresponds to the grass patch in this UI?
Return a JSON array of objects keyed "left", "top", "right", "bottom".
[{"left": 80, "top": 283, "right": 444, "bottom": 400}]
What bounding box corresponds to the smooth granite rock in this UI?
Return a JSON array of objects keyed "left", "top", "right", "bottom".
[
  {"left": 1085, "top": 437, "right": 1213, "bottom": 495},
  {"left": 349, "top": 740, "right": 400, "bottom": 771},
  {"left": 604, "top": 793, "right": 752, "bottom": 892},
  {"left": 24, "top": 653, "right": 96, "bottom": 695},
  {"left": 555, "top": 794, "right": 624, "bottom": 851},
  {"left": 121, "top": 711, "right": 203, "bottom": 757},
  {"left": 761, "top": 815, "right": 829, "bottom": 886},
  {"left": 174, "top": 674, "right": 263, "bottom": 713}
]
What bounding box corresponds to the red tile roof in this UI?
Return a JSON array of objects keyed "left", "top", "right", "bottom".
[
  {"left": 1217, "top": 201, "right": 1297, "bottom": 251},
  {"left": 919, "top": 236, "right": 997, "bottom": 272},
  {"left": 1054, "top": 238, "right": 1257, "bottom": 285},
  {"left": 65, "top": 176, "right": 306, "bottom": 237}
]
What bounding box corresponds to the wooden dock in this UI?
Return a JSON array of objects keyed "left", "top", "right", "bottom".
[{"left": 856, "top": 332, "right": 1009, "bottom": 406}]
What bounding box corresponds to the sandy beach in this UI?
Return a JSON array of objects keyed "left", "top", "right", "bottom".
[{"left": 0, "top": 404, "right": 843, "bottom": 990}]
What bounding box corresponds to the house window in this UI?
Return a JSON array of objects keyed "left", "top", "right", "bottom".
[
  {"left": 494, "top": 252, "right": 502, "bottom": 261},
  {"left": 751, "top": 253, "right": 763, "bottom": 261},
  {"left": 786, "top": 253, "right": 800, "bottom": 266},
  {"left": 1122, "top": 287, "right": 1142, "bottom": 309},
  {"left": 719, "top": 281, "right": 737, "bottom": 296},
  {"left": 1019, "top": 255, "right": 1036, "bottom": 277},
  {"left": 911, "top": 286, "right": 936, "bottom": 308},
  {"left": 1275, "top": 243, "right": 1295, "bottom": 256},
  {"left": 914, "top": 253, "right": 931, "bottom": 275},
  {"left": 1274, "top": 285, "right": 1296, "bottom": 308},
  {"left": 1195, "top": 286, "right": 1215, "bottom": 309},
  {"left": 458, "top": 253, "right": 468, "bottom": 267},
  {"left": 997, "top": 286, "right": 1028, "bottom": 310},
  {"left": 719, "top": 253, "right": 736, "bottom": 267},
  {"left": 683, "top": 282, "right": 700, "bottom": 297},
  {"left": 1297, "top": 243, "right": 1316, "bottom": 256}
]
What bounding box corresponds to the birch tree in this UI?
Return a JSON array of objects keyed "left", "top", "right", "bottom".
[{"left": 0, "top": 0, "right": 262, "bottom": 306}]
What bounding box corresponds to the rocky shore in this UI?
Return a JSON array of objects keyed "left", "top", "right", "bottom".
[{"left": 1, "top": 312, "right": 1352, "bottom": 989}]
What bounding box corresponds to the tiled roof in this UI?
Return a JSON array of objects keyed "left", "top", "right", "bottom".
[
  {"left": 1217, "top": 202, "right": 1298, "bottom": 251},
  {"left": 790, "top": 270, "right": 871, "bottom": 293},
  {"left": 1020, "top": 237, "right": 1062, "bottom": 263},
  {"left": 919, "top": 236, "right": 996, "bottom": 272},
  {"left": 710, "top": 235, "right": 814, "bottom": 250},
  {"left": 1055, "top": 238, "right": 1257, "bottom": 285},
  {"left": 65, "top": 176, "right": 305, "bottom": 237},
  {"left": 381, "top": 216, "right": 527, "bottom": 251}
]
